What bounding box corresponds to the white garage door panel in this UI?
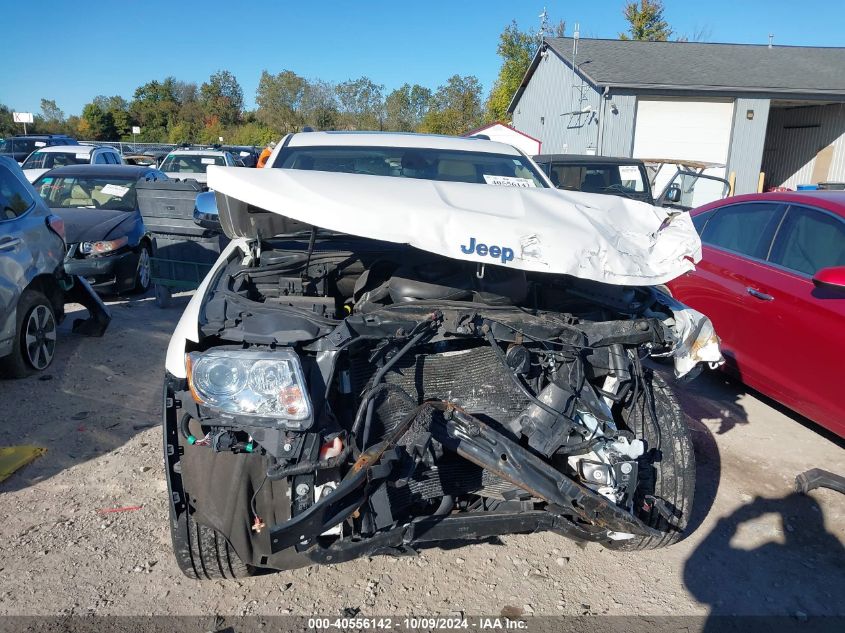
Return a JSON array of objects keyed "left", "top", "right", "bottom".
[{"left": 633, "top": 99, "right": 734, "bottom": 164}]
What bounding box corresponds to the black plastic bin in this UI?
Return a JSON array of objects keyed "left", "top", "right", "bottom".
[{"left": 136, "top": 180, "right": 229, "bottom": 307}]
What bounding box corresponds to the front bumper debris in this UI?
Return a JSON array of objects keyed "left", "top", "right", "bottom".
[
  {"left": 65, "top": 275, "right": 111, "bottom": 337},
  {"left": 65, "top": 247, "right": 136, "bottom": 293},
  {"left": 268, "top": 401, "right": 664, "bottom": 553}
]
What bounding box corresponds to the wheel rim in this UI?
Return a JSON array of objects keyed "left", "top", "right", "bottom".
[
  {"left": 24, "top": 304, "right": 56, "bottom": 370},
  {"left": 137, "top": 247, "right": 151, "bottom": 289}
]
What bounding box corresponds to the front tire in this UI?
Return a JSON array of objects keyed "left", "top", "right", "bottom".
[
  {"left": 606, "top": 370, "right": 695, "bottom": 550},
  {"left": 0, "top": 290, "right": 57, "bottom": 378},
  {"left": 132, "top": 243, "right": 152, "bottom": 294},
  {"left": 169, "top": 501, "right": 255, "bottom": 580}
]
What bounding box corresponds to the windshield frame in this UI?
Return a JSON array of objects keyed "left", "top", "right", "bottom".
[
  {"left": 160, "top": 153, "right": 226, "bottom": 173},
  {"left": 32, "top": 175, "right": 140, "bottom": 211},
  {"left": 272, "top": 145, "right": 551, "bottom": 188},
  {"left": 1, "top": 139, "right": 44, "bottom": 155},
  {"left": 21, "top": 150, "right": 90, "bottom": 170},
  {"left": 542, "top": 160, "right": 653, "bottom": 202}
]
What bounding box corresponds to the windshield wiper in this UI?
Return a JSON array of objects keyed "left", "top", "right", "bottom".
[{"left": 600, "top": 184, "right": 637, "bottom": 200}]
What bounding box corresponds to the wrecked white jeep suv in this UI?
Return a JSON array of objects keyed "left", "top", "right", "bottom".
[{"left": 162, "top": 132, "right": 721, "bottom": 578}]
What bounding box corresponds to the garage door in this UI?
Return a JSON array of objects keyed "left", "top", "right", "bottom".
[{"left": 633, "top": 98, "right": 734, "bottom": 164}]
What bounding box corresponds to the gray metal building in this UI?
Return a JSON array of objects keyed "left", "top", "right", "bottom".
[{"left": 508, "top": 38, "right": 845, "bottom": 194}]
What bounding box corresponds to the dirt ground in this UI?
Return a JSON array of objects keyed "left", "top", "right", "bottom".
[{"left": 0, "top": 293, "right": 843, "bottom": 619}]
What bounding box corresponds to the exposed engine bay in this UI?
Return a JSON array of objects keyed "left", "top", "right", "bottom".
[{"left": 163, "top": 234, "right": 715, "bottom": 574}]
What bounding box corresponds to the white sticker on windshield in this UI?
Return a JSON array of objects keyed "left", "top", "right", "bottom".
[
  {"left": 76, "top": 153, "right": 89, "bottom": 160},
  {"left": 35, "top": 142, "right": 46, "bottom": 147},
  {"left": 619, "top": 165, "right": 640, "bottom": 179},
  {"left": 100, "top": 184, "right": 130, "bottom": 197},
  {"left": 239, "top": 151, "right": 250, "bottom": 157},
  {"left": 201, "top": 157, "right": 216, "bottom": 165},
  {"left": 483, "top": 175, "right": 536, "bottom": 188}
]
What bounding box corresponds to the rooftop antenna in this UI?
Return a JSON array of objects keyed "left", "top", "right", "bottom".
[
  {"left": 538, "top": 7, "right": 550, "bottom": 39},
  {"left": 768, "top": 33, "right": 774, "bottom": 48},
  {"left": 565, "top": 23, "right": 589, "bottom": 130},
  {"left": 573, "top": 22, "right": 580, "bottom": 57}
]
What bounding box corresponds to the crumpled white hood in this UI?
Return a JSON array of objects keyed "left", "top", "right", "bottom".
[{"left": 207, "top": 166, "right": 701, "bottom": 286}]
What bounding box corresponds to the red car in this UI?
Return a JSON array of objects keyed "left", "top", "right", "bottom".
[{"left": 668, "top": 191, "right": 845, "bottom": 437}]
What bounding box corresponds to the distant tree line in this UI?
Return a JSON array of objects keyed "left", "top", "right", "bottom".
[
  {"left": 0, "top": 70, "right": 487, "bottom": 145},
  {"left": 0, "top": 4, "right": 687, "bottom": 145}
]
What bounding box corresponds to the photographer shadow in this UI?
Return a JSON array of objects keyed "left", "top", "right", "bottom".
[{"left": 684, "top": 491, "right": 845, "bottom": 625}]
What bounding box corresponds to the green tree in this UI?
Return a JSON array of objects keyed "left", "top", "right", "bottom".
[
  {"left": 335, "top": 77, "right": 384, "bottom": 130},
  {"left": 198, "top": 118, "right": 225, "bottom": 145},
  {"left": 92, "top": 95, "right": 132, "bottom": 138},
  {"left": 227, "top": 121, "right": 277, "bottom": 146},
  {"left": 419, "top": 75, "right": 483, "bottom": 136},
  {"left": 255, "top": 70, "right": 307, "bottom": 133},
  {"left": 200, "top": 70, "right": 244, "bottom": 126},
  {"left": 39, "top": 99, "right": 64, "bottom": 125},
  {"left": 0, "top": 104, "right": 20, "bottom": 137},
  {"left": 79, "top": 102, "right": 117, "bottom": 140},
  {"left": 131, "top": 78, "right": 180, "bottom": 141},
  {"left": 64, "top": 115, "right": 82, "bottom": 138},
  {"left": 485, "top": 21, "right": 539, "bottom": 121},
  {"left": 167, "top": 121, "right": 195, "bottom": 144},
  {"left": 172, "top": 82, "right": 203, "bottom": 142},
  {"left": 619, "top": 0, "right": 673, "bottom": 41},
  {"left": 301, "top": 79, "right": 340, "bottom": 130},
  {"left": 385, "top": 83, "right": 431, "bottom": 132}
]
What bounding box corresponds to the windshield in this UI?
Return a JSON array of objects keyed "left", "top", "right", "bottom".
[
  {"left": 0, "top": 139, "right": 45, "bottom": 154},
  {"left": 33, "top": 175, "right": 138, "bottom": 211},
  {"left": 548, "top": 163, "right": 650, "bottom": 199},
  {"left": 22, "top": 151, "right": 89, "bottom": 170},
  {"left": 274, "top": 145, "right": 549, "bottom": 187},
  {"left": 160, "top": 153, "right": 225, "bottom": 173}
]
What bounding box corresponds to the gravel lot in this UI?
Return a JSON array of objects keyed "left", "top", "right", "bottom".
[{"left": 0, "top": 294, "right": 843, "bottom": 619}]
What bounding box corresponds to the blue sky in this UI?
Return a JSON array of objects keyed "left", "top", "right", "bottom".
[{"left": 2, "top": 0, "right": 843, "bottom": 116}]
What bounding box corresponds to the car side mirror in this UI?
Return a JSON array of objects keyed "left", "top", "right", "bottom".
[
  {"left": 665, "top": 184, "right": 682, "bottom": 203},
  {"left": 812, "top": 266, "right": 845, "bottom": 293},
  {"left": 193, "top": 191, "right": 222, "bottom": 231}
]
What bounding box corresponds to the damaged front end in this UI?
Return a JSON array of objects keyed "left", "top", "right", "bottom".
[{"left": 163, "top": 234, "right": 719, "bottom": 575}]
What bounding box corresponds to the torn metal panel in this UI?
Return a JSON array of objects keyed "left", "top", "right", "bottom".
[
  {"left": 654, "top": 293, "right": 724, "bottom": 377},
  {"left": 208, "top": 166, "right": 702, "bottom": 286}
]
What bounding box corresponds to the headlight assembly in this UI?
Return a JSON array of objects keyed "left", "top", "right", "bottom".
[
  {"left": 186, "top": 349, "right": 312, "bottom": 427},
  {"left": 80, "top": 236, "right": 128, "bottom": 255}
]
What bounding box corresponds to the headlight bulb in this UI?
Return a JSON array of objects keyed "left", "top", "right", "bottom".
[
  {"left": 195, "top": 357, "right": 247, "bottom": 397},
  {"left": 249, "top": 359, "right": 292, "bottom": 395}
]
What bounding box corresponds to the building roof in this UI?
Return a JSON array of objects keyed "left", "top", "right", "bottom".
[
  {"left": 462, "top": 121, "right": 542, "bottom": 144},
  {"left": 509, "top": 37, "right": 845, "bottom": 112}
]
